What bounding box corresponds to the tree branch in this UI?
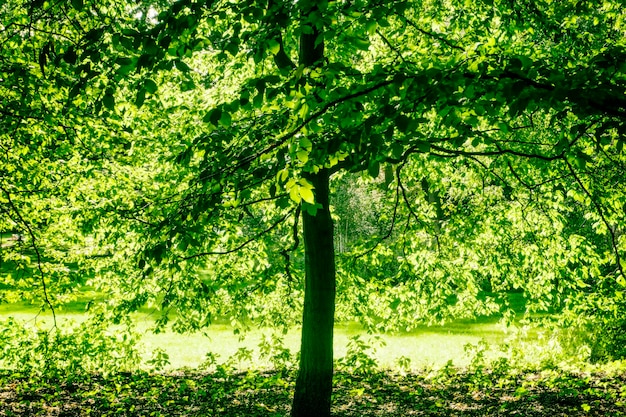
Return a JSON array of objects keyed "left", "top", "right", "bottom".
[
  {"left": 429, "top": 143, "right": 564, "bottom": 161},
  {"left": 401, "top": 17, "right": 464, "bottom": 52},
  {"left": 563, "top": 158, "right": 624, "bottom": 279},
  {"left": 181, "top": 211, "right": 292, "bottom": 260},
  {"left": 0, "top": 184, "right": 57, "bottom": 327},
  {"left": 352, "top": 169, "right": 401, "bottom": 260}
]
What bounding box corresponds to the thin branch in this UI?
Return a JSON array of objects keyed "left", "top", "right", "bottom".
[
  {"left": 208, "top": 79, "right": 395, "bottom": 182},
  {"left": 181, "top": 211, "right": 292, "bottom": 260},
  {"left": 462, "top": 154, "right": 520, "bottom": 193},
  {"left": 0, "top": 184, "right": 57, "bottom": 327},
  {"left": 353, "top": 168, "right": 401, "bottom": 260},
  {"left": 495, "top": 71, "right": 626, "bottom": 118},
  {"left": 402, "top": 17, "right": 464, "bottom": 52},
  {"left": 376, "top": 29, "right": 409, "bottom": 65},
  {"left": 430, "top": 143, "right": 564, "bottom": 161},
  {"left": 8, "top": 22, "right": 77, "bottom": 44},
  {"left": 564, "top": 158, "right": 624, "bottom": 279},
  {"left": 395, "top": 160, "right": 433, "bottom": 242}
]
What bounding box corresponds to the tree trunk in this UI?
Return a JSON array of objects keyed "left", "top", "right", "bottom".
[
  {"left": 291, "top": 168, "right": 336, "bottom": 417},
  {"left": 291, "top": 5, "right": 334, "bottom": 417}
]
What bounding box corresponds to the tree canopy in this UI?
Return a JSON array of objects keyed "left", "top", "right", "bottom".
[{"left": 1, "top": 1, "right": 625, "bottom": 416}]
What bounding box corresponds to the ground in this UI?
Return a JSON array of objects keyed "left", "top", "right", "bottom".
[{"left": 1, "top": 367, "right": 625, "bottom": 416}]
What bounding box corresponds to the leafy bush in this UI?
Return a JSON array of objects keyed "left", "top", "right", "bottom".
[
  {"left": 0, "top": 317, "right": 140, "bottom": 377},
  {"left": 336, "top": 335, "right": 385, "bottom": 376},
  {"left": 551, "top": 289, "right": 626, "bottom": 363},
  {"left": 258, "top": 333, "right": 295, "bottom": 370}
]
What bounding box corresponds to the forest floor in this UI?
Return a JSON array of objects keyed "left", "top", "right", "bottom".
[{"left": 1, "top": 367, "right": 625, "bottom": 416}]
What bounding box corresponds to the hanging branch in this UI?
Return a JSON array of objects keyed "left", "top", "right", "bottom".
[
  {"left": 0, "top": 184, "right": 57, "bottom": 328},
  {"left": 564, "top": 158, "right": 624, "bottom": 279},
  {"left": 181, "top": 210, "right": 292, "bottom": 260},
  {"left": 352, "top": 167, "right": 402, "bottom": 260}
]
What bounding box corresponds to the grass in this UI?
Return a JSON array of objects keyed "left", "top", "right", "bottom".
[
  {"left": 0, "top": 296, "right": 546, "bottom": 372},
  {"left": 0, "top": 252, "right": 543, "bottom": 371},
  {"left": 4, "top": 294, "right": 624, "bottom": 417},
  {"left": 138, "top": 321, "right": 503, "bottom": 370}
]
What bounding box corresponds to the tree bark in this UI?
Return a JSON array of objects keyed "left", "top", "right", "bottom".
[
  {"left": 291, "top": 169, "right": 336, "bottom": 417},
  {"left": 291, "top": 5, "right": 334, "bottom": 417}
]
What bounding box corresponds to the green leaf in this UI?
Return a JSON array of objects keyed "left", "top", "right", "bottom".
[
  {"left": 68, "top": 84, "right": 81, "bottom": 100},
  {"left": 174, "top": 59, "right": 191, "bottom": 73},
  {"left": 368, "top": 160, "right": 380, "bottom": 178},
  {"left": 303, "top": 202, "right": 322, "bottom": 216},
  {"left": 204, "top": 108, "right": 222, "bottom": 126},
  {"left": 177, "top": 239, "right": 189, "bottom": 252},
  {"left": 366, "top": 21, "right": 378, "bottom": 36},
  {"left": 225, "top": 41, "right": 239, "bottom": 56},
  {"left": 395, "top": 115, "right": 411, "bottom": 133},
  {"left": 103, "top": 93, "right": 115, "bottom": 111},
  {"left": 416, "top": 141, "right": 430, "bottom": 152},
  {"left": 253, "top": 93, "right": 264, "bottom": 109},
  {"left": 219, "top": 111, "right": 232, "bottom": 127},
  {"left": 180, "top": 78, "right": 196, "bottom": 92},
  {"left": 71, "top": 0, "right": 84, "bottom": 11},
  {"left": 289, "top": 186, "right": 301, "bottom": 203},
  {"left": 116, "top": 57, "right": 136, "bottom": 75},
  {"left": 391, "top": 143, "right": 403, "bottom": 159},
  {"left": 63, "top": 47, "right": 77, "bottom": 64},
  {"left": 299, "top": 187, "right": 315, "bottom": 204},
  {"left": 384, "top": 164, "right": 394, "bottom": 187},
  {"left": 144, "top": 79, "right": 158, "bottom": 94},
  {"left": 38, "top": 48, "right": 47, "bottom": 75},
  {"left": 135, "top": 88, "right": 146, "bottom": 108},
  {"left": 297, "top": 150, "right": 309, "bottom": 163},
  {"left": 276, "top": 196, "right": 290, "bottom": 209},
  {"left": 267, "top": 39, "right": 281, "bottom": 55},
  {"left": 299, "top": 136, "right": 312, "bottom": 150},
  {"left": 354, "top": 37, "right": 370, "bottom": 51},
  {"left": 299, "top": 178, "right": 314, "bottom": 188}
]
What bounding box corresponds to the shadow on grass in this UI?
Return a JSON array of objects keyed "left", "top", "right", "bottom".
[{"left": 0, "top": 368, "right": 624, "bottom": 416}]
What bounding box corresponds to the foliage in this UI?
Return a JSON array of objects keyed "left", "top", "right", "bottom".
[
  {"left": 1, "top": 0, "right": 626, "bottom": 414},
  {"left": 336, "top": 335, "right": 385, "bottom": 376},
  {"left": 2, "top": 0, "right": 623, "bottom": 323},
  {"left": 0, "top": 316, "right": 140, "bottom": 377},
  {"left": 544, "top": 292, "right": 626, "bottom": 363}
]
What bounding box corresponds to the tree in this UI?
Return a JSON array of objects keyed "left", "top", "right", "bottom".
[{"left": 1, "top": 1, "right": 625, "bottom": 416}]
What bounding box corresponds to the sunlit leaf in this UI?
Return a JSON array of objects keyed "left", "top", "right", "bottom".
[
  {"left": 267, "top": 39, "right": 281, "bottom": 55},
  {"left": 297, "top": 150, "right": 309, "bottom": 163},
  {"left": 300, "top": 187, "right": 315, "bottom": 204}
]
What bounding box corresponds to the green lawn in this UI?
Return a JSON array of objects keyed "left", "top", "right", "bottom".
[{"left": 0, "top": 299, "right": 547, "bottom": 372}]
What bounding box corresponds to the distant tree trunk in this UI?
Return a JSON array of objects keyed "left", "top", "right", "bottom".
[{"left": 292, "top": 168, "right": 336, "bottom": 417}]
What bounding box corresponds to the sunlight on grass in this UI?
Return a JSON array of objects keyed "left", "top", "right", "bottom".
[{"left": 0, "top": 303, "right": 551, "bottom": 372}]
